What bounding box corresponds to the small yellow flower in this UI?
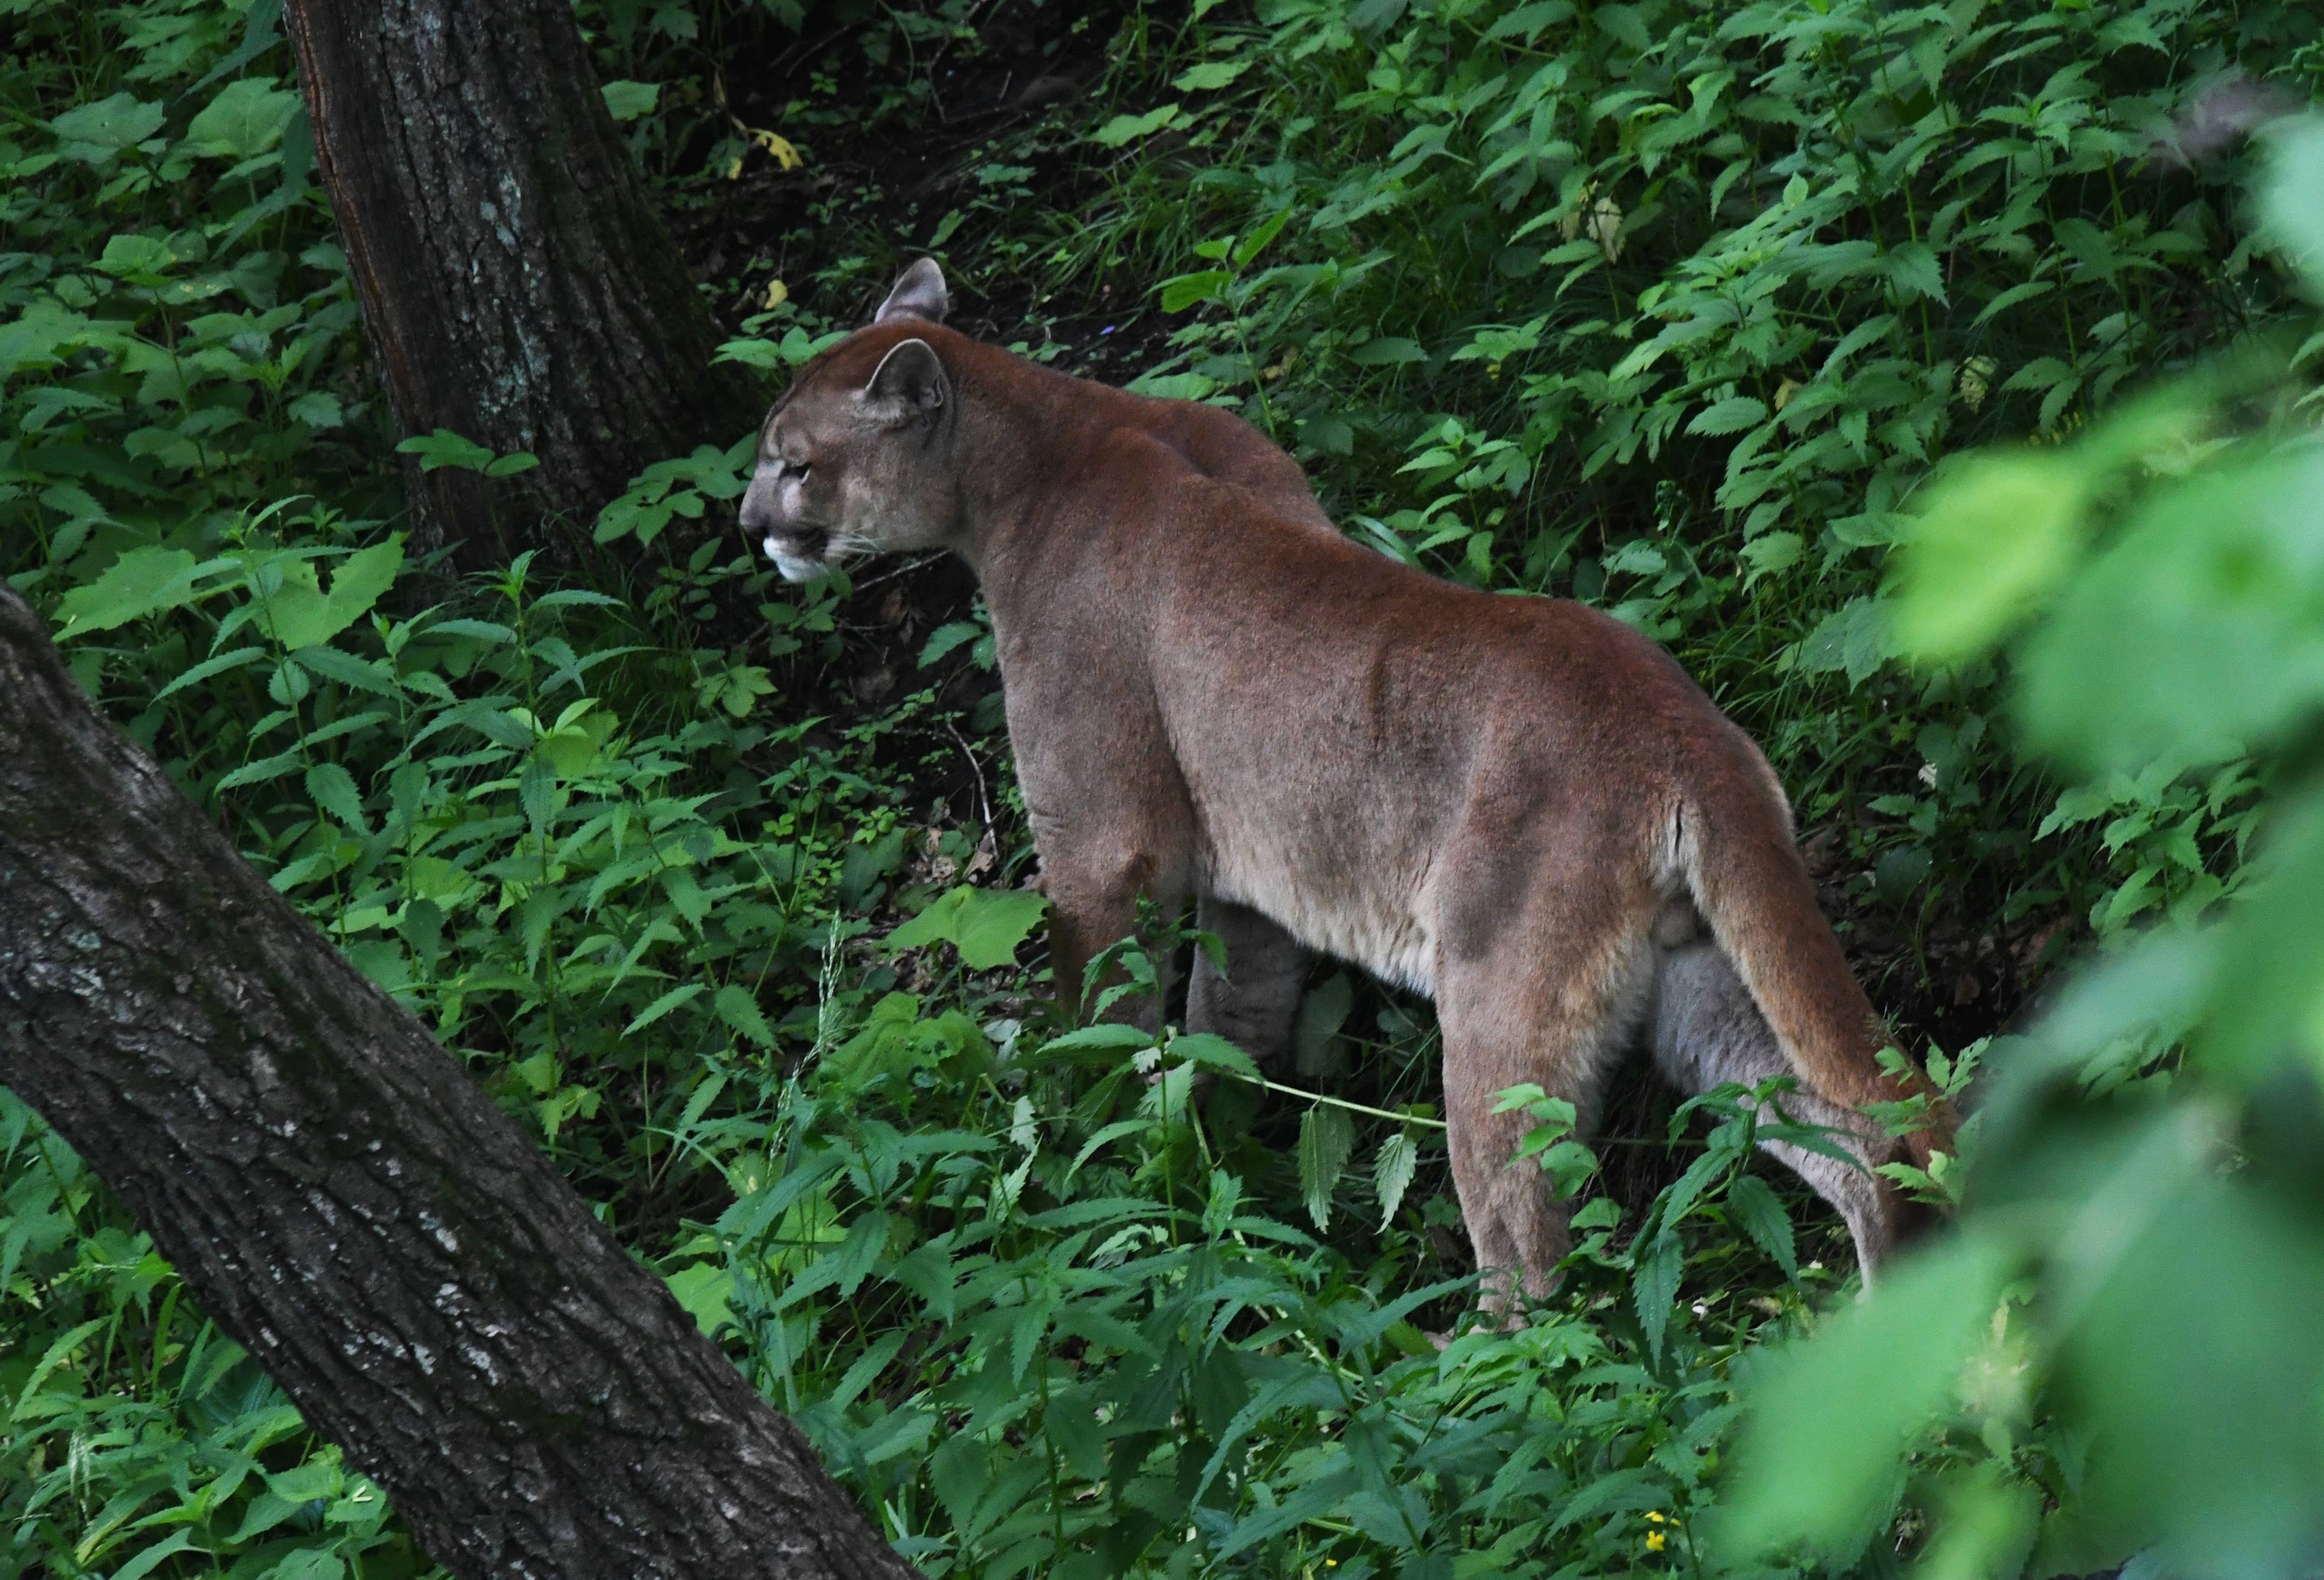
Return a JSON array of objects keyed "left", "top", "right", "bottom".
[
  {"left": 1646, "top": 1531, "right": 1667, "bottom": 1553},
  {"left": 1643, "top": 1511, "right": 1667, "bottom": 1523}
]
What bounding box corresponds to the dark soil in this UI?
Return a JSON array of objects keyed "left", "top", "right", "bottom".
[{"left": 662, "top": 0, "right": 1184, "bottom": 832}]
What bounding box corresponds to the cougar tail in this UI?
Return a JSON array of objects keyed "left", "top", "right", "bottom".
[{"left": 1675, "top": 786, "right": 1955, "bottom": 1162}]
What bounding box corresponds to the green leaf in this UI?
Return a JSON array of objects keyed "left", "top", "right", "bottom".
[
  {"left": 1972, "top": 279, "right": 2056, "bottom": 328},
  {"left": 1298, "top": 1104, "right": 1353, "bottom": 1231},
  {"left": 304, "top": 762, "right": 367, "bottom": 831},
  {"left": 2259, "top": 115, "right": 2324, "bottom": 292},
  {"left": 715, "top": 983, "right": 776, "bottom": 1048},
  {"left": 289, "top": 644, "right": 398, "bottom": 696},
  {"left": 265, "top": 1456, "right": 342, "bottom": 1503},
  {"left": 1717, "top": 1234, "right": 2016, "bottom": 1562},
  {"left": 287, "top": 391, "right": 345, "bottom": 428},
  {"left": 1092, "top": 104, "right": 1180, "bottom": 147},
  {"left": 713, "top": 337, "right": 787, "bottom": 371},
  {"left": 1739, "top": 530, "right": 1802, "bottom": 584},
  {"left": 885, "top": 885, "right": 1047, "bottom": 970},
  {"left": 217, "top": 748, "right": 306, "bottom": 793},
  {"left": 1571, "top": 1196, "right": 1621, "bottom": 1232},
  {"left": 51, "top": 92, "right": 165, "bottom": 164},
  {"left": 1726, "top": 1174, "right": 1797, "bottom": 1277},
  {"left": 949, "top": 888, "right": 1046, "bottom": 970},
  {"left": 95, "top": 233, "right": 176, "bottom": 281},
  {"left": 625, "top": 982, "right": 707, "bottom": 1036},
  {"left": 1797, "top": 596, "right": 1891, "bottom": 687},
  {"left": 1165, "top": 1031, "right": 1262, "bottom": 1081},
  {"left": 884, "top": 892, "right": 961, "bottom": 956},
  {"left": 2186, "top": 797, "right": 2324, "bottom": 1090},
  {"left": 1160, "top": 270, "right": 1231, "bottom": 312},
  {"left": 1633, "top": 1229, "right": 1683, "bottom": 1356},
  {"left": 1887, "top": 451, "right": 2091, "bottom": 660},
  {"left": 659, "top": 865, "right": 710, "bottom": 926},
  {"left": 1873, "top": 844, "right": 1932, "bottom": 904},
  {"left": 185, "top": 77, "right": 299, "bottom": 160},
  {"left": 1230, "top": 209, "right": 1293, "bottom": 268},
  {"left": 919, "top": 620, "right": 982, "bottom": 668},
  {"left": 1172, "top": 60, "right": 1249, "bottom": 92},
  {"left": 268, "top": 537, "right": 404, "bottom": 650},
  {"left": 1348, "top": 336, "right": 1427, "bottom": 367},
  {"left": 153, "top": 645, "right": 269, "bottom": 701},
  {"left": 663, "top": 1261, "right": 735, "bottom": 1336},
  {"left": 601, "top": 79, "right": 661, "bottom": 122},
  {"left": 53, "top": 547, "right": 199, "bottom": 640},
  {"left": 1124, "top": 370, "right": 1217, "bottom": 401},
  {"left": 1038, "top": 1022, "right": 1156, "bottom": 1054},
  {"left": 1294, "top": 972, "right": 1353, "bottom": 1071},
  {"left": 1881, "top": 239, "right": 1948, "bottom": 304},
  {"left": 107, "top": 1533, "right": 199, "bottom": 1580},
  {"left": 1373, "top": 1132, "right": 1418, "bottom": 1228},
  {"left": 1545, "top": 1467, "right": 1666, "bottom": 1536},
  {"left": 1688, "top": 395, "right": 1768, "bottom": 436},
  {"left": 2016, "top": 447, "right": 2324, "bottom": 773},
  {"left": 395, "top": 429, "right": 496, "bottom": 472}
]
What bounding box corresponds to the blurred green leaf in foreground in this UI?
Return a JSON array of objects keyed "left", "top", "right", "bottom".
[{"left": 1721, "top": 116, "right": 2324, "bottom": 1580}]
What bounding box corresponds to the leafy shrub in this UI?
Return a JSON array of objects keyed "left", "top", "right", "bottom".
[{"left": 1719, "top": 117, "right": 2324, "bottom": 1580}]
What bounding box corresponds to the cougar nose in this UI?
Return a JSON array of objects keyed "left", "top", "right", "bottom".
[{"left": 738, "top": 485, "right": 774, "bottom": 540}]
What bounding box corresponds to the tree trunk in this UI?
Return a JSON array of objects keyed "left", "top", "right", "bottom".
[
  {"left": 280, "top": 0, "right": 760, "bottom": 568},
  {"left": 0, "top": 585, "right": 915, "bottom": 1580}
]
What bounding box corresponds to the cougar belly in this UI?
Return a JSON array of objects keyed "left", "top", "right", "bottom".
[{"left": 1196, "top": 816, "right": 1440, "bottom": 996}]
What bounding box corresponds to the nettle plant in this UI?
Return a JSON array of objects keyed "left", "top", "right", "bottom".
[
  {"left": 670, "top": 927, "right": 1898, "bottom": 1580},
  {"left": 2, "top": 8, "right": 386, "bottom": 597}
]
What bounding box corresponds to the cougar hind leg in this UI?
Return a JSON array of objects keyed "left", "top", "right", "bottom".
[
  {"left": 1648, "top": 905, "right": 1897, "bottom": 1279},
  {"left": 1436, "top": 928, "right": 1658, "bottom": 1318}
]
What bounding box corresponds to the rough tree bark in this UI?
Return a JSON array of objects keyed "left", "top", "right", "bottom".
[
  {"left": 280, "top": 0, "right": 760, "bottom": 567},
  {"left": 0, "top": 585, "right": 916, "bottom": 1579}
]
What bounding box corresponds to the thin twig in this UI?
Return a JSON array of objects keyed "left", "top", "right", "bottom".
[
  {"left": 944, "top": 717, "right": 993, "bottom": 836},
  {"left": 848, "top": 552, "right": 944, "bottom": 593},
  {"left": 1214, "top": 1068, "right": 1447, "bottom": 1129},
  {"left": 1207, "top": 1064, "right": 1709, "bottom": 1147}
]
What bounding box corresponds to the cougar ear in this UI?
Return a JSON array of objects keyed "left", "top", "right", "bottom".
[
  {"left": 862, "top": 337, "right": 948, "bottom": 423},
  {"left": 873, "top": 258, "right": 948, "bottom": 325}
]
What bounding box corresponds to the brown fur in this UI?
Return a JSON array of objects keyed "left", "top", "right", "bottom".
[{"left": 742, "top": 260, "right": 1955, "bottom": 1305}]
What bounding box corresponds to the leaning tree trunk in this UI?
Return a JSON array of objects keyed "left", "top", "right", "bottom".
[
  {"left": 281, "top": 0, "right": 760, "bottom": 567},
  {"left": 0, "top": 587, "right": 915, "bottom": 1580}
]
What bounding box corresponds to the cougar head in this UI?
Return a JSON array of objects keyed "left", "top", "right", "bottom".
[{"left": 739, "top": 258, "right": 961, "bottom": 583}]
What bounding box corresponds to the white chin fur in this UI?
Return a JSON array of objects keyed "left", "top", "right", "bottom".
[{"left": 765, "top": 535, "right": 824, "bottom": 584}]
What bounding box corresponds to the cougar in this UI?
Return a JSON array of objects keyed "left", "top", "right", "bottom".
[{"left": 740, "top": 259, "right": 1952, "bottom": 1303}]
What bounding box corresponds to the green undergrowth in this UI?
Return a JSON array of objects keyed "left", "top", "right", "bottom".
[
  {"left": 4, "top": 0, "right": 2322, "bottom": 1577},
  {"left": 1062, "top": 0, "right": 2319, "bottom": 987}
]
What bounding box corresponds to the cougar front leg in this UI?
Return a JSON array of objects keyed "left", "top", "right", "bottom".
[
  {"left": 1038, "top": 829, "right": 1191, "bottom": 1029},
  {"left": 1185, "top": 895, "right": 1310, "bottom": 1069}
]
